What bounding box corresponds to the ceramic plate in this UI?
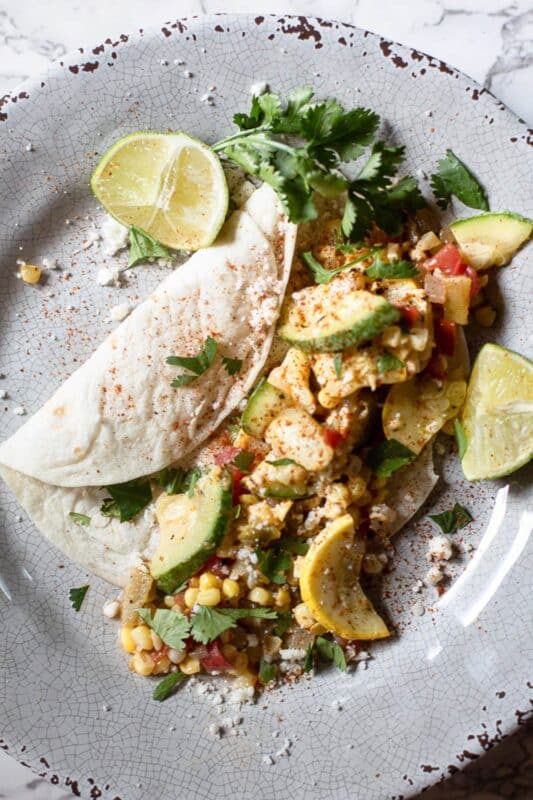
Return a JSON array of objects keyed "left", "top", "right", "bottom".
[{"left": 0, "top": 14, "right": 531, "bottom": 800}]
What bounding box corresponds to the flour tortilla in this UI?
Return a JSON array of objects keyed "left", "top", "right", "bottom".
[
  {"left": 379, "top": 444, "right": 439, "bottom": 538},
  {"left": 0, "top": 185, "right": 297, "bottom": 585}
]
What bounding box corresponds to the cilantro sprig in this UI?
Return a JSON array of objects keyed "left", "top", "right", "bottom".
[
  {"left": 430, "top": 149, "right": 489, "bottom": 211},
  {"left": 429, "top": 503, "right": 473, "bottom": 534},
  {"left": 167, "top": 336, "right": 242, "bottom": 388},
  {"left": 214, "top": 88, "right": 421, "bottom": 233},
  {"left": 69, "top": 585, "right": 89, "bottom": 612},
  {"left": 301, "top": 247, "right": 380, "bottom": 285},
  {"left": 303, "top": 636, "right": 347, "bottom": 673},
  {"left": 377, "top": 353, "right": 405, "bottom": 374},
  {"left": 137, "top": 608, "right": 190, "bottom": 650},
  {"left": 365, "top": 252, "right": 419, "bottom": 279},
  {"left": 153, "top": 671, "right": 186, "bottom": 702},
  {"left": 101, "top": 478, "right": 152, "bottom": 522},
  {"left": 366, "top": 439, "right": 416, "bottom": 478},
  {"left": 128, "top": 225, "right": 171, "bottom": 268},
  {"left": 189, "top": 606, "right": 277, "bottom": 644},
  {"left": 157, "top": 466, "right": 201, "bottom": 497},
  {"left": 454, "top": 419, "right": 468, "bottom": 459}
]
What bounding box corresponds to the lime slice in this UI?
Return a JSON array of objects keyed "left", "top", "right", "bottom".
[
  {"left": 91, "top": 131, "right": 228, "bottom": 250},
  {"left": 461, "top": 343, "right": 533, "bottom": 480}
]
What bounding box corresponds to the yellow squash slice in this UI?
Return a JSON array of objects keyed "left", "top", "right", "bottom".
[{"left": 299, "top": 515, "right": 389, "bottom": 640}]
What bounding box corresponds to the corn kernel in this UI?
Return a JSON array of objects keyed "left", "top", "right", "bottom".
[
  {"left": 199, "top": 572, "right": 222, "bottom": 591},
  {"left": 222, "top": 644, "right": 238, "bottom": 661},
  {"left": 293, "top": 602, "right": 315, "bottom": 629},
  {"left": 239, "top": 493, "right": 259, "bottom": 506},
  {"left": 363, "top": 553, "right": 386, "bottom": 575},
  {"left": 184, "top": 587, "right": 199, "bottom": 608},
  {"left": 248, "top": 587, "right": 273, "bottom": 606},
  {"left": 231, "top": 653, "right": 249, "bottom": 673},
  {"left": 222, "top": 578, "right": 241, "bottom": 599},
  {"left": 474, "top": 305, "right": 496, "bottom": 327},
  {"left": 150, "top": 631, "right": 163, "bottom": 650},
  {"left": 233, "top": 671, "right": 257, "bottom": 688},
  {"left": 274, "top": 586, "right": 290, "bottom": 608},
  {"left": 153, "top": 656, "right": 171, "bottom": 674},
  {"left": 196, "top": 587, "right": 221, "bottom": 607},
  {"left": 130, "top": 652, "right": 154, "bottom": 676},
  {"left": 20, "top": 264, "right": 42, "bottom": 284},
  {"left": 188, "top": 576, "right": 200, "bottom": 588},
  {"left": 168, "top": 648, "right": 186, "bottom": 665},
  {"left": 180, "top": 656, "right": 201, "bottom": 675},
  {"left": 120, "top": 625, "right": 136, "bottom": 654},
  {"left": 131, "top": 624, "right": 154, "bottom": 651},
  {"left": 163, "top": 595, "right": 175, "bottom": 608}
]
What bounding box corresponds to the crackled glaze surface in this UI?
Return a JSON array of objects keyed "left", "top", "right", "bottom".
[{"left": 0, "top": 13, "right": 531, "bottom": 800}]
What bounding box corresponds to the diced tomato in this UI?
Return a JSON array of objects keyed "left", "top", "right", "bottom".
[
  {"left": 200, "top": 639, "right": 233, "bottom": 672},
  {"left": 214, "top": 445, "right": 241, "bottom": 467},
  {"left": 323, "top": 427, "right": 345, "bottom": 449},
  {"left": 422, "top": 243, "right": 467, "bottom": 276},
  {"left": 229, "top": 466, "right": 245, "bottom": 504},
  {"left": 196, "top": 555, "right": 229, "bottom": 578},
  {"left": 426, "top": 354, "right": 447, "bottom": 380},
  {"left": 152, "top": 644, "right": 169, "bottom": 663},
  {"left": 434, "top": 317, "right": 457, "bottom": 356},
  {"left": 465, "top": 265, "right": 480, "bottom": 299},
  {"left": 398, "top": 305, "right": 421, "bottom": 327}
]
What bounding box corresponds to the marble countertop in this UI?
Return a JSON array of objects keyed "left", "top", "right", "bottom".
[{"left": 0, "top": 1, "right": 531, "bottom": 798}]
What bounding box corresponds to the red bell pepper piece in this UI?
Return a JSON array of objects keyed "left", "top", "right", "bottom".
[
  {"left": 200, "top": 640, "right": 233, "bottom": 672},
  {"left": 398, "top": 305, "right": 421, "bottom": 327},
  {"left": 323, "top": 427, "right": 345, "bottom": 449},
  {"left": 434, "top": 317, "right": 457, "bottom": 356}
]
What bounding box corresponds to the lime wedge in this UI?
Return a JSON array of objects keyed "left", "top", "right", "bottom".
[
  {"left": 91, "top": 131, "right": 228, "bottom": 250},
  {"left": 461, "top": 343, "right": 533, "bottom": 480}
]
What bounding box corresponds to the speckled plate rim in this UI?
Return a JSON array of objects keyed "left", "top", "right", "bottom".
[{"left": 0, "top": 12, "right": 531, "bottom": 800}]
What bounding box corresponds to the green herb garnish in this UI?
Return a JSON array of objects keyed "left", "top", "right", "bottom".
[
  {"left": 153, "top": 671, "right": 186, "bottom": 702},
  {"left": 301, "top": 248, "right": 379, "bottom": 285},
  {"left": 167, "top": 336, "right": 218, "bottom": 388},
  {"left": 258, "top": 658, "right": 277, "bottom": 684},
  {"left": 430, "top": 149, "right": 489, "bottom": 211},
  {"left": 429, "top": 502, "right": 473, "bottom": 534},
  {"left": 68, "top": 512, "right": 91, "bottom": 526},
  {"left": 189, "top": 606, "right": 277, "bottom": 644},
  {"left": 314, "top": 636, "right": 347, "bottom": 671},
  {"left": 100, "top": 479, "right": 152, "bottom": 522},
  {"left": 366, "top": 439, "right": 416, "bottom": 478},
  {"left": 454, "top": 419, "right": 468, "bottom": 459},
  {"left": 186, "top": 467, "right": 201, "bottom": 498},
  {"left": 69, "top": 585, "right": 89, "bottom": 612},
  {"left": 221, "top": 355, "right": 243, "bottom": 376},
  {"left": 137, "top": 608, "right": 190, "bottom": 650},
  {"left": 273, "top": 610, "right": 292, "bottom": 637},
  {"left": 232, "top": 450, "right": 254, "bottom": 474},
  {"left": 333, "top": 353, "right": 343, "bottom": 379},
  {"left": 377, "top": 353, "right": 405, "bottom": 373},
  {"left": 256, "top": 548, "right": 293, "bottom": 584},
  {"left": 366, "top": 252, "right": 419, "bottom": 279},
  {"left": 303, "top": 642, "right": 315, "bottom": 673},
  {"left": 265, "top": 457, "right": 301, "bottom": 467},
  {"left": 278, "top": 536, "right": 309, "bottom": 556},
  {"left": 128, "top": 225, "right": 170, "bottom": 268}
]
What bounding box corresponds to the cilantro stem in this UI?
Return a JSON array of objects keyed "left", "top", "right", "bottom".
[{"left": 212, "top": 126, "right": 274, "bottom": 151}]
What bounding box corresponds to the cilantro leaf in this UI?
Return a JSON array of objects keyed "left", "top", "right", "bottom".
[
  {"left": 342, "top": 142, "right": 425, "bottom": 241},
  {"left": 259, "top": 658, "right": 277, "bottom": 684},
  {"left": 186, "top": 468, "right": 202, "bottom": 498},
  {"left": 377, "top": 353, "right": 405, "bottom": 373},
  {"left": 190, "top": 606, "right": 277, "bottom": 644},
  {"left": 265, "top": 458, "right": 301, "bottom": 467},
  {"left": 430, "top": 149, "right": 489, "bottom": 211},
  {"left": 314, "top": 636, "right": 347, "bottom": 671},
  {"left": 333, "top": 353, "right": 343, "bottom": 379},
  {"left": 303, "top": 642, "right": 315, "bottom": 673},
  {"left": 366, "top": 252, "right": 419, "bottom": 279},
  {"left": 101, "top": 479, "right": 152, "bottom": 522},
  {"left": 157, "top": 467, "right": 201, "bottom": 497},
  {"left": 454, "top": 419, "right": 468, "bottom": 459},
  {"left": 232, "top": 450, "right": 254, "bottom": 474},
  {"left": 429, "top": 502, "right": 473, "bottom": 534},
  {"left": 301, "top": 248, "right": 378, "bottom": 285},
  {"left": 278, "top": 536, "right": 309, "bottom": 556},
  {"left": 68, "top": 511, "right": 91, "bottom": 526},
  {"left": 366, "top": 439, "right": 416, "bottom": 478},
  {"left": 256, "top": 548, "right": 293, "bottom": 584},
  {"left": 128, "top": 226, "right": 170, "bottom": 268},
  {"left": 167, "top": 336, "right": 218, "bottom": 388},
  {"left": 69, "top": 585, "right": 89, "bottom": 612},
  {"left": 273, "top": 610, "right": 292, "bottom": 637},
  {"left": 153, "top": 671, "right": 186, "bottom": 702},
  {"left": 137, "top": 608, "right": 190, "bottom": 650},
  {"left": 221, "top": 355, "right": 243, "bottom": 376}
]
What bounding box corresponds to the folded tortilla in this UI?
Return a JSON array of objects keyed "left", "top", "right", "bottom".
[{"left": 0, "top": 185, "right": 297, "bottom": 585}]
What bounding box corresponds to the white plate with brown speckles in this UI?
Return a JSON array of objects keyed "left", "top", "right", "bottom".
[{"left": 0, "top": 13, "right": 531, "bottom": 800}]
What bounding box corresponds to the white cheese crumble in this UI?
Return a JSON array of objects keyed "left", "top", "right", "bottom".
[
  {"left": 41, "top": 256, "right": 58, "bottom": 270},
  {"left": 0, "top": 390, "right": 7, "bottom": 399},
  {"left": 412, "top": 600, "right": 425, "bottom": 617},
  {"left": 109, "top": 303, "right": 132, "bottom": 322},
  {"left": 13, "top": 406, "right": 26, "bottom": 416},
  {"left": 102, "top": 600, "right": 120, "bottom": 618},
  {"left": 426, "top": 535, "right": 453, "bottom": 562},
  {"left": 279, "top": 648, "right": 306, "bottom": 661},
  {"left": 96, "top": 267, "right": 121, "bottom": 287},
  {"left": 424, "top": 565, "right": 444, "bottom": 586},
  {"left": 411, "top": 579, "right": 424, "bottom": 594},
  {"left": 100, "top": 216, "right": 129, "bottom": 255},
  {"left": 250, "top": 81, "right": 268, "bottom": 96}
]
